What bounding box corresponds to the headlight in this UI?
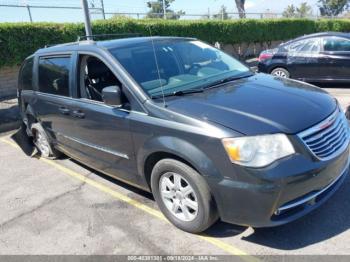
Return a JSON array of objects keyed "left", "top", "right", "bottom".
[{"left": 222, "top": 134, "right": 295, "bottom": 168}]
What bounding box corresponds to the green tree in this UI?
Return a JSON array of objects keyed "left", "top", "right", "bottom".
[
  {"left": 318, "top": 0, "right": 350, "bottom": 16},
  {"left": 213, "top": 5, "right": 229, "bottom": 20},
  {"left": 296, "top": 2, "right": 313, "bottom": 17},
  {"left": 283, "top": 5, "right": 297, "bottom": 17},
  {"left": 283, "top": 2, "right": 312, "bottom": 18},
  {"left": 146, "top": 0, "right": 185, "bottom": 19}
]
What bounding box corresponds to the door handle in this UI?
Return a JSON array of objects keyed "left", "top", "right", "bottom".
[
  {"left": 72, "top": 110, "right": 85, "bottom": 119},
  {"left": 58, "top": 107, "right": 70, "bottom": 115}
]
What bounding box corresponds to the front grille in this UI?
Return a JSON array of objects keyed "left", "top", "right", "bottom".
[{"left": 298, "top": 108, "right": 350, "bottom": 160}]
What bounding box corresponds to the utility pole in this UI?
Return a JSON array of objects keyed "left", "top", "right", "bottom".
[
  {"left": 81, "top": 0, "right": 93, "bottom": 40},
  {"left": 162, "top": 0, "right": 166, "bottom": 19},
  {"left": 26, "top": 5, "right": 33, "bottom": 22},
  {"left": 100, "top": 0, "right": 105, "bottom": 19}
]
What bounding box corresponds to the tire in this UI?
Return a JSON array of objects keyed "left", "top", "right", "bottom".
[
  {"left": 31, "top": 123, "right": 61, "bottom": 159},
  {"left": 151, "top": 159, "right": 218, "bottom": 233},
  {"left": 346, "top": 106, "right": 350, "bottom": 120},
  {"left": 271, "top": 67, "right": 290, "bottom": 78}
]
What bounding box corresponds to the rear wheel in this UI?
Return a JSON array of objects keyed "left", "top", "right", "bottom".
[
  {"left": 31, "top": 123, "right": 60, "bottom": 159},
  {"left": 151, "top": 159, "right": 218, "bottom": 233},
  {"left": 271, "top": 67, "right": 290, "bottom": 78}
]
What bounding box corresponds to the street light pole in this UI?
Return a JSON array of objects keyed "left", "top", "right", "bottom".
[
  {"left": 100, "top": 0, "right": 106, "bottom": 19},
  {"left": 26, "top": 5, "right": 33, "bottom": 22},
  {"left": 162, "top": 0, "right": 166, "bottom": 19},
  {"left": 81, "top": 0, "right": 93, "bottom": 40}
]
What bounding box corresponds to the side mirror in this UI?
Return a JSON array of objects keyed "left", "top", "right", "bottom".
[{"left": 102, "top": 86, "right": 122, "bottom": 107}]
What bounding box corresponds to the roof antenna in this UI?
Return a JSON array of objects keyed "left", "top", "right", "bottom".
[{"left": 148, "top": 26, "right": 166, "bottom": 108}]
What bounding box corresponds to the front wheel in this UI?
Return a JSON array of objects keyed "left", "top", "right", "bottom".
[
  {"left": 151, "top": 159, "right": 218, "bottom": 233},
  {"left": 271, "top": 67, "right": 290, "bottom": 78}
]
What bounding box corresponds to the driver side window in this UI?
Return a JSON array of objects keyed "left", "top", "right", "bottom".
[
  {"left": 323, "top": 37, "right": 350, "bottom": 52},
  {"left": 77, "top": 55, "right": 128, "bottom": 106}
]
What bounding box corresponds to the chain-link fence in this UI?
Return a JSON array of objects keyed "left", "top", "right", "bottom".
[{"left": 0, "top": 2, "right": 343, "bottom": 23}]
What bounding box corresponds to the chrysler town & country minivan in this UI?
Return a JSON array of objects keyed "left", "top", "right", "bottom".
[{"left": 18, "top": 37, "right": 350, "bottom": 233}]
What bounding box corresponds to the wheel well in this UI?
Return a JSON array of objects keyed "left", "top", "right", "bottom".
[
  {"left": 144, "top": 151, "right": 220, "bottom": 220},
  {"left": 269, "top": 66, "right": 289, "bottom": 74},
  {"left": 144, "top": 152, "right": 198, "bottom": 190},
  {"left": 24, "top": 105, "right": 37, "bottom": 136}
]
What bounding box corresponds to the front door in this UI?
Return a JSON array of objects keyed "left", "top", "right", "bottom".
[
  {"left": 69, "top": 99, "right": 137, "bottom": 184},
  {"left": 319, "top": 36, "right": 350, "bottom": 81},
  {"left": 66, "top": 54, "right": 138, "bottom": 185}
]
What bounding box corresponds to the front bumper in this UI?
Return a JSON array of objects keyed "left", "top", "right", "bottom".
[{"left": 208, "top": 145, "right": 349, "bottom": 227}]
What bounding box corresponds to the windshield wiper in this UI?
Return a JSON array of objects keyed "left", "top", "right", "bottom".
[
  {"left": 151, "top": 88, "right": 204, "bottom": 99},
  {"left": 150, "top": 73, "right": 253, "bottom": 99},
  {"left": 201, "top": 73, "right": 253, "bottom": 90}
]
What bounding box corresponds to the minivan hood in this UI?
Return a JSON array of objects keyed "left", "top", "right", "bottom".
[{"left": 165, "top": 74, "right": 337, "bottom": 135}]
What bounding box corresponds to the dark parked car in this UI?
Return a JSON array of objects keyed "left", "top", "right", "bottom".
[
  {"left": 258, "top": 32, "right": 350, "bottom": 83},
  {"left": 18, "top": 36, "right": 350, "bottom": 233}
]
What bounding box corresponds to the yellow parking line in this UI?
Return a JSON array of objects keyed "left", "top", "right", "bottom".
[{"left": 0, "top": 137, "right": 259, "bottom": 262}]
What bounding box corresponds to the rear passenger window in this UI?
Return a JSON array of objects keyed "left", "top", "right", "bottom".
[
  {"left": 38, "top": 56, "right": 71, "bottom": 96},
  {"left": 288, "top": 40, "right": 306, "bottom": 52},
  {"left": 19, "top": 57, "right": 34, "bottom": 90},
  {"left": 299, "top": 39, "right": 320, "bottom": 53}
]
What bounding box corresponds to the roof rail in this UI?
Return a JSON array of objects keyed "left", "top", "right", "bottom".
[
  {"left": 43, "top": 41, "right": 78, "bottom": 49},
  {"left": 77, "top": 33, "right": 143, "bottom": 42},
  {"left": 44, "top": 44, "right": 59, "bottom": 48}
]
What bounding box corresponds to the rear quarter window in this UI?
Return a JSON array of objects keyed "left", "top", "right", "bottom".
[
  {"left": 38, "top": 56, "right": 71, "bottom": 96},
  {"left": 19, "top": 57, "right": 34, "bottom": 90}
]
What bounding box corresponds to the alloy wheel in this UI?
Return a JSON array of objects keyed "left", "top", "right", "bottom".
[
  {"left": 159, "top": 172, "right": 198, "bottom": 222},
  {"left": 272, "top": 69, "right": 288, "bottom": 78}
]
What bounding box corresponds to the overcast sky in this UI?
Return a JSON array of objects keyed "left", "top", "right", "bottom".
[{"left": 0, "top": 0, "right": 321, "bottom": 23}]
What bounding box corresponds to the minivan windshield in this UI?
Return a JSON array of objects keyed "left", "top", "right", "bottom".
[{"left": 109, "top": 39, "right": 251, "bottom": 98}]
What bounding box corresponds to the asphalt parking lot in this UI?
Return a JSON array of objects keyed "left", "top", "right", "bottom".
[
  {"left": 0, "top": 86, "right": 349, "bottom": 258},
  {"left": 323, "top": 87, "right": 350, "bottom": 110}
]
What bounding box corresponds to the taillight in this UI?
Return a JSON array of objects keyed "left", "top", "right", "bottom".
[{"left": 258, "top": 52, "right": 273, "bottom": 62}]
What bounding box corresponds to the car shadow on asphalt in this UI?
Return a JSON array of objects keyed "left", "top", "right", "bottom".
[
  {"left": 10, "top": 124, "right": 36, "bottom": 156},
  {"left": 316, "top": 83, "right": 350, "bottom": 89},
  {"left": 68, "top": 158, "right": 155, "bottom": 201},
  {"left": 206, "top": 175, "right": 350, "bottom": 250}
]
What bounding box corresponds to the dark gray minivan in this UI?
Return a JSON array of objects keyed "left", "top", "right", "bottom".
[{"left": 18, "top": 37, "right": 350, "bottom": 233}]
